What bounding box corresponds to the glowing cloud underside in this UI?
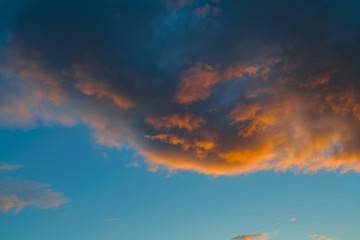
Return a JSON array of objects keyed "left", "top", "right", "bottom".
[{"left": 0, "top": 0, "right": 359, "bottom": 176}]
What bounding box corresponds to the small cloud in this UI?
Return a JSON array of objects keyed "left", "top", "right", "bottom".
[
  {"left": 308, "top": 234, "right": 338, "bottom": 240},
  {"left": 193, "top": 4, "right": 211, "bottom": 17},
  {"left": 146, "top": 114, "right": 206, "bottom": 131},
  {"left": 0, "top": 179, "right": 68, "bottom": 214},
  {"left": 232, "top": 233, "right": 268, "bottom": 240},
  {"left": 74, "top": 69, "right": 134, "bottom": 110},
  {"left": 104, "top": 218, "right": 122, "bottom": 222},
  {"left": 290, "top": 218, "right": 296, "bottom": 221},
  {"left": 211, "top": 6, "right": 222, "bottom": 15},
  {"left": 0, "top": 163, "right": 21, "bottom": 171},
  {"left": 164, "top": 0, "right": 193, "bottom": 8}
]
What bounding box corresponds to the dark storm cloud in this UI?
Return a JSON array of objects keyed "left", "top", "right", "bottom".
[{"left": 0, "top": 0, "right": 359, "bottom": 175}]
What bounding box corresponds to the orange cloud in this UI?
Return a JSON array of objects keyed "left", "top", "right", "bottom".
[
  {"left": 146, "top": 134, "right": 216, "bottom": 159},
  {"left": 19, "top": 69, "right": 67, "bottom": 105},
  {"left": 309, "top": 234, "right": 338, "bottom": 240},
  {"left": 175, "top": 63, "right": 220, "bottom": 104},
  {"left": 300, "top": 70, "right": 336, "bottom": 88},
  {"left": 309, "top": 235, "right": 319, "bottom": 238},
  {"left": 230, "top": 104, "right": 261, "bottom": 123},
  {"left": 1, "top": 44, "right": 359, "bottom": 177},
  {"left": 0, "top": 48, "right": 78, "bottom": 127},
  {"left": 75, "top": 80, "right": 133, "bottom": 109},
  {"left": 75, "top": 69, "right": 133, "bottom": 109},
  {"left": 143, "top": 83, "right": 360, "bottom": 176},
  {"left": 324, "top": 89, "right": 360, "bottom": 120},
  {"left": 175, "top": 60, "right": 278, "bottom": 104},
  {"left": 232, "top": 233, "right": 268, "bottom": 240},
  {"left": 147, "top": 134, "right": 192, "bottom": 150},
  {"left": 0, "top": 86, "right": 77, "bottom": 127},
  {"left": 146, "top": 114, "right": 206, "bottom": 131}
]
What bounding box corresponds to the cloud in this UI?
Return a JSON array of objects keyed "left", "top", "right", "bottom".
[
  {"left": 175, "top": 60, "right": 277, "bottom": 104},
  {"left": 230, "top": 104, "right": 261, "bottom": 124},
  {"left": 175, "top": 63, "right": 220, "bottom": 104},
  {"left": 232, "top": 233, "right": 268, "bottom": 240},
  {"left": 0, "top": 0, "right": 359, "bottom": 176},
  {"left": 147, "top": 133, "right": 192, "bottom": 150},
  {"left": 164, "top": 0, "right": 193, "bottom": 8},
  {"left": 192, "top": 4, "right": 213, "bottom": 18},
  {"left": 0, "top": 163, "right": 21, "bottom": 171},
  {"left": 308, "top": 234, "right": 338, "bottom": 240},
  {"left": 0, "top": 179, "right": 68, "bottom": 213},
  {"left": 104, "top": 218, "right": 122, "bottom": 222},
  {"left": 146, "top": 114, "right": 206, "bottom": 131},
  {"left": 290, "top": 218, "right": 296, "bottom": 221},
  {"left": 74, "top": 69, "right": 134, "bottom": 110},
  {"left": 146, "top": 133, "right": 215, "bottom": 159}
]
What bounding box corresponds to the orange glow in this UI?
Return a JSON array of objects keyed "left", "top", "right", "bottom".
[{"left": 146, "top": 114, "right": 206, "bottom": 131}]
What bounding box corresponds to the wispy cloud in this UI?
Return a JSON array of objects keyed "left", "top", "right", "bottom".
[
  {"left": 74, "top": 68, "right": 134, "bottom": 110},
  {"left": 146, "top": 114, "right": 205, "bottom": 131},
  {"left": 0, "top": 179, "right": 68, "bottom": 214},
  {"left": 104, "top": 218, "right": 122, "bottom": 222},
  {"left": 0, "top": 163, "right": 21, "bottom": 171},
  {"left": 232, "top": 233, "right": 268, "bottom": 240},
  {"left": 308, "top": 234, "right": 338, "bottom": 240}
]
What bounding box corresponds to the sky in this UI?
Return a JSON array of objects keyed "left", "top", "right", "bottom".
[{"left": 0, "top": 0, "right": 359, "bottom": 240}]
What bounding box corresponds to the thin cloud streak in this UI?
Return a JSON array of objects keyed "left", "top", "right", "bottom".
[
  {"left": 104, "top": 218, "right": 122, "bottom": 222},
  {"left": 0, "top": 163, "right": 21, "bottom": 171},
  {"left": 0, "top": 180, "right": 68, "bottom": 213},
  {"left": 232, "top": 233, "right": 268, "bottom": 240},
  {"left": 308, "top": 234, "right": 339, "bottom": 240}
]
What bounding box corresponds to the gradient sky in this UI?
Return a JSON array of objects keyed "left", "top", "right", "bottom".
[{"left": 0, "top": 1, "right": 360, "bottom": 240}]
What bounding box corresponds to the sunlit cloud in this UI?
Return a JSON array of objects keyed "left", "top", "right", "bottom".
[
  {"left": 232, "top": 233, "right": 268, "bottom": 240},
  {"left": 146, "top": 114, "right": 206, "bottom": 131},
  {"left": 0, "top": 0, "right": 359, "bottom": 177},
  {"left": 308, "top": 234, "right": 338, "bottom": 240},
  {"left": 74, "top": 69, "right": 134, "bottom": 110}
]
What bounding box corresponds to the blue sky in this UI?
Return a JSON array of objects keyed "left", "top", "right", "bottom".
[
  {"left": 1, "top": 126, "right": 359, "bottom": 240},
  {"left": 1, "top": 1, "right": 360, "bottom": 240}
]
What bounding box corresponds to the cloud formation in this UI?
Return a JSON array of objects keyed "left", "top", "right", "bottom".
[
  {"left": 0, "top": 179, "right": 68, "bottom": 213},
  {"left": 0, "top": 0, "right": 359, "bottom": 176},
  {"left": 308, "top": 234, "right": 338, "bottom": 240},
  {"left": 0, "top": 163, "right": 21, "bottom": 171},
  {"left": 74, "top": 68, "right": 134, "bottom": 110},
  {"left": 146, "top": 114, "right": 206, "bottom": 131},
  {"left": 232, "top": 233, "right": 268, "bottom": 240}
]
